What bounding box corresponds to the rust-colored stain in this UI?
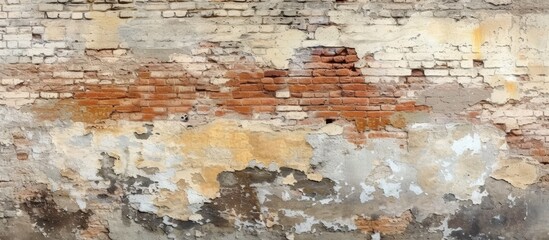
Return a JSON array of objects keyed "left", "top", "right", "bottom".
[
  {"left": 355, "top": 210, "right": 413, "bottom": 235},
  {"left": 33, "top": 99, "right": 113, "bottom": 123}
]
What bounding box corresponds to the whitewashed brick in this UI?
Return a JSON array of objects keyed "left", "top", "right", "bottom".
[
  {"left": 424, "top": 69, "right": 448, "bottom": 76},
  {"left": 374, "top": 52, "right": 404, "bottom": 61},
  {"left": 276, "top": 106, "right": 302, "bottom": 112},
  {"left": 40, "top": 92, "right": 58, "bottom": 99},
  {"left": 385, "top": 68, "right": 411, "bottom": 76},
  {"left": 0, "top": 92, "right": 30, "bottom": 99},
  {"left": 449, "top": 69, "right": 478, "bottom": 77},
  {"left": 285, "top": 112, "right": 308, "bottom": 120},
  {"left": 53, "top": 71, "right": 84, "bottom": 78}
]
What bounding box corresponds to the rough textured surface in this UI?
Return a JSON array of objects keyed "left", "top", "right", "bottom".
[{"left": 1, "top": 0, "right": 549, "bottom": 239}]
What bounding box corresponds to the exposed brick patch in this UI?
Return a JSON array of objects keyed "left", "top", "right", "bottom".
[
  {"left": 72, "top": 65, "right": 201, "bottom": 121},
  {"left": 222, "top": 47, "right": 428, "bottom": 131},
  {"left": 8, "top": 47, "right": 428, "bottom": 138},
  {"left": 507, "top": 135, "right": 549, "bottom": 164},
  {"left": 355, "top": 210, "right": 413, "bottom": 235}
]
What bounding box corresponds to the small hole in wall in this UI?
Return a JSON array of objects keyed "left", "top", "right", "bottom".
[
  {"left": 325, "top": 119, "right": 335, "bottom": 124},
  {"left": 181, "top": 114, "right": 189, "bottom": 122},
  {"left": 411, "top": 69, "right": 425, "bottom": 76},
  {"left": 473, "top": 60, "right": 484, "bottom": 67},
  {"left": 97, "top": 194, "right": 109, "bottom": 199},
  {"left": 32, "top": 34, "right": 41, "bottom": 40}
]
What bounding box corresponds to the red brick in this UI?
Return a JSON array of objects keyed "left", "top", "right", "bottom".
[
  {"left": 261, "top": 98, "right": 277, "bottom": 105},
  {"left": 329, "top": 99, "right": 344, "bottom": 105},
  {"left": 261, "top": 78, "right": 274, "bottom": 84},
  {"left": 341, "top": 84, "right": 370, "bottom": 91},
  {"left": 310, "top": 49, "right": 323, "bottom": 56},
  {"left": 319, "top": 84, "right": 341, "bottom": 91},
  {"left": 141, "top": 113, "right": 157, "bottom": 121},
  {"left": 329, "top": 91, "right": 342, "bottom": 97},
  {"left": 304, "top": 62, "right": 332, "bottom": 69},
  {"left": 241, "top": 99, "right": 262, "bottom": 106},
  {"left": 209, "top": 92, "right": 232, "bottom": 99},
  {"left": 239, "top": 72, "right": 264, "bottom": 81},
  {"left": 289, "top": 85, "right": 308, "bottom": 93},
  {"left": 304, "top": 106, "right": 330, "bottom": 111},
  {"left": 262, "top": 84, "right": 280, "bottom": 92},
  {"left": 299, "top": 98, "right": 327, "bottom": 105},
  {"left": 273, "top": 77, "right": 287, "bottom": 84},
  {"left": 224, "top": 99, "right": 242, "bottom": 106},
  {"left": 168, "top": 106, "right": 192, "bottom": 113},
  {"left": 142, "top": 107, "right": 167, "bottom": 113},
  {"left": 302, "top": 92, "right": 315, "bottom": 98},
  {"left": 138, "top": 93, "right": 177, "bottom": 100},
  {"left": 312, "top": 77, "right": 339, "bottom": 84},
  {"left": 333, "top": 56, "right": 346, "bottom": 63},
  {"left": 230, "top": 106, "right": 253, "bottom": 114},
  {"left": 253, "top": 106, "right": 275, "bottom": 113},
  {"left": 370, "top": 98, "right": 397, "bottom": 104},
  {"left": 314, "top": 92, "right": 329, "bottom": 98},
  {"left": 322, "top": 48, "right": 337, "bottom": 56},
  {"left": 129, "top": 86, "right": 155, "bottom": 92},
  {"left": 341, "top": 98, "right": 369, "bottom": 105},
  {"left": 356, "top": 91, "right": 380, "bottom": 97},
  {"left": 345, "top": 55, "right": 359, "bottom": 63},
  {"left": 173, "top": 86, "right": 195, "bottom": 93},
  {"left": 144, "top": 99, "right": 193, "bottom": 107},
  {"left": 138, "top": 72, "right": 151, "bottom": 79},
  {"left": 225, "top": 70, "right": 239, "bottom": 78},
  {"left": 178, "top": 93, "right": 198, "bottom": 99},
  {"left": 331, "top": 105, "right": 354, "bottom": 111},
  {"left": 296, "top": 77, "right": 312, "bottom": 84},
  {"left": 381, "top": 105, "right": 396, "bottom": 111},
  {"left": 77, "top": 99, "right": 99, "bottom": 106},
  {"left": 367, "top": 111, "right": 394, "bottom": 118},
  {"left": 340, "top": 77, "right": 366, "bottom": 83},
  {"left": 314, "top": 111, "right": 339, "bottom": 118},
  {"left": 115, "top": 106, "right": 141, "bottom": 113},
  {"left": 98, "top": 99, "right": 124, "bottom": 105},
  {"left": 356, "top": 106, "right": 381, "bottom": 111},
  {"left": 99, "top": 86, "right": 128, "bottom": 92},
  {"left": 233, "top": 91, "right": 270, "bottom": 98},
  {"left": 152, "top": 79, "right": 166, "bottom": 85},
  {"left": 342, "top": 111, "right": 368, "bottom": 118},
  {"left": 340, "top": 91, "right": 353, "bottom": 97},
  {"left": 239, "top": 85, "right": 264, "bottom": 91},
  {"left": 336, "top": 69, "right": 352, "bottom": 76},
  {"left": 74, "top": 92, "right": 127, "bottom": 99},
  {"left": 264, "top": 70, "right": 288, "bottom": 77},
  {"left": 156, "top": 86, "right": 175, "bottom": 93},
  {"left": 395, "top": 103, "right": 416, "bottom": 111}
]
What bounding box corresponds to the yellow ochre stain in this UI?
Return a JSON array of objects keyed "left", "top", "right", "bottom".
[
  {"left": 472, "top": 26, "right": 485, "bottom": 60},
  {"left": 504, "top": 81, "right": 519, "bottom": 99}
]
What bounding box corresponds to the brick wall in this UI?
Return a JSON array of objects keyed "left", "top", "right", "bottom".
[{"left": 2, "top": 0, "right": 549, "bottom": 239}]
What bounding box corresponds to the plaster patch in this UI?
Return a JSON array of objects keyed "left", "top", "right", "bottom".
[{"left": 491, "top": 158, "right": 538, "bottom": 189}]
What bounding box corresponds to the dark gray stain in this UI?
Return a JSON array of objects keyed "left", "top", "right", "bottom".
[
  {"left": 134, "top": 124, "right": 154, "bottom": 140},
  {"left": 21, "top": 190, "right": 91, "bottom": 239}
]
